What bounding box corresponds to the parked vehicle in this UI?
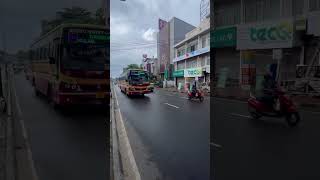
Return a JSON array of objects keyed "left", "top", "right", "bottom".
[{"left": 247, "top": 88, "right": 300, "bottom": 127}]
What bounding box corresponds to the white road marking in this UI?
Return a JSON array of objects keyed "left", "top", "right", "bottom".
[
  {"left": 230, "top": 113, "right": 252, "bottom": 119},
  {"left": 215, "top": 97, "right": 320, "bottom": 115},
  {"left": 213, "top": 97, "right": 247, "bottom": 104},
  {"left": 210, "top": 142, "right": 222, "bottom": 148},
  {"left": 180, "top": 97, "right": 189, "bottom": 99},
  {"left": 164, "top": 103, "right": 180, "bottom": 109},
  {"left": 113, "top": 85, "right": 141, "bottom": 180}
]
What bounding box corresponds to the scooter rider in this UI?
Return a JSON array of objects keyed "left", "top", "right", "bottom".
[
  {"left": 191, "top": 81, "right": 197, "bottom": 97},
  {"left": 259, "top": 69, "right": 277, "bottom": 108}
]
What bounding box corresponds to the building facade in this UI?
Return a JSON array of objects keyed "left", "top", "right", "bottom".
[
  {"left": 157, "top": 17, "right": 195, "bottom": 82},
  {"left": 142, "top": 57, "right": 158, "bottom": 76},
  {"left": 212, "top": 0, "right": 320, "bottom": 94},
  {"left": 173, "top": 17, "right": 210, "bottom": 89}
]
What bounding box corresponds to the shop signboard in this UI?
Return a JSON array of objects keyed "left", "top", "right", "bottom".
[
  {"left": 237, "top": 20, "right": 295, "bottom": 50},
  {"left": 173, "top": 70, "right": 184, "bottom": 77},
  {"left": 173, "top": 47, "right": 210, "bottom": 63},
  {"left": 184, "top": 67, "right": 203, "bottom": 77},
  {"left": 211, "top": 26, "right": 237, "bottom": 48}
]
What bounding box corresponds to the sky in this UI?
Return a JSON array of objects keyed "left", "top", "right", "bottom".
[
  {"left": 0, "top": 0, "right": 102, "bottom": 53},
  {"left": 110, "top": 0, "right": 202, "bottom": 77}
]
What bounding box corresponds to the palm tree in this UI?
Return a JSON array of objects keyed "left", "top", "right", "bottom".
[{"left": 41, "top": 6, "right": 101, "bottom": 35}]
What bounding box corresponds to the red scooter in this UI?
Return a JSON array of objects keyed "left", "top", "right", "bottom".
[
  {"left": 187, "top": 89, "right": 204, "bottom": 102},
  {"left": 247, "top": 88, "right": 300, "bottom": 127}
]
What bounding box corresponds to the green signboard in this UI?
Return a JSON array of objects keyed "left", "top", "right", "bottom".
[
  {"left": 184, "top": 67, "right": 203, "bottom": 77},
  {"left": 173, "top": 70, "right": 184, "bottom": 77},
  {"left": 211, "top": 27, "right": 237, "bottom": 48},
  {"left": 164, "top": 69, "right": 169, "bottom": 79}
]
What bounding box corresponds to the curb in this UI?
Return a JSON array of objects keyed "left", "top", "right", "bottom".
[
  {"left": 10, "top": 68, "right": 39, "bottom": 180},
  {"left": 111, "top": 84, "right": 141, "bottom": 180}
]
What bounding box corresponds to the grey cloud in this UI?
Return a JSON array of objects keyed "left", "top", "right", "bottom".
[
  {"left": 1, "top": 0, "right": 102, "bottom": 53},
  {"left": 110, "top": 0, "right": 201, "bottom": 77}
]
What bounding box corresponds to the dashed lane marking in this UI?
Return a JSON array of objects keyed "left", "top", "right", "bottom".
[
  {"left": 164, "top": 103, "right": 180, "bottom": 109},
  {"left": 230, "top": 113, "right": 252, "bottom": 119},
  {"left": 180, "top": 97, "right": 189, "bottom": 100},
  {"left": 210, "top": 142, "right": 222, "bottom": 149}
]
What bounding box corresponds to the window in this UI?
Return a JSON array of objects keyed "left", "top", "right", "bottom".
[
  {"left": 310, "top": 0, "right": 320, "bottom": 11},
  {"left": 177, "top": 61, "right": 185, "bottom": 70},
  {"left": 201, "top": 57, "right": 206, "bottom": 66},
  {"left": 215, "top": 2, "right": 241, "bottom": 27},
  {"left": 177, "top": 48, "right": 185, "bottom": 57},
  {"left": 206, "top": 56, "right": 210, "bottom": 65},
  {"left": 190, "top": 45, "right": 196, "bottom": 52},
  {"left": 186, "top": 59, "right": 197, "bottom": 68},
  {"left": 292, "top": 0, "right": 304, "bottom": 15},
  {"left": 202, "top": 37, "right": 206, "bottom": 48},
  {"left": 244, "top": 0, "right": 280, "bottom": 23}
]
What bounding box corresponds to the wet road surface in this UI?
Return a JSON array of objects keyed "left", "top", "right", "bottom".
[
  {"left": 114, "top": 86, "right": 210, "bottom": 180},
  {"left": 14, "top": 72, "right": 109, "bottom": 180},
  {"left": 212, "top": 97, "right": 320, "bottom": 180}
]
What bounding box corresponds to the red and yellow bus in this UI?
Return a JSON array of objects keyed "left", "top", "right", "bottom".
[
  {"left": 118, "top": 69, "right": 151, "bottom": 96},
  {"left": 30, "top": 24, "right": 109, "bottom": 107}
]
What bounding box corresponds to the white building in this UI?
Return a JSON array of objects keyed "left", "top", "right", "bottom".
[{"left": 173, "top": 17, "right": 210, "bottom": 89}]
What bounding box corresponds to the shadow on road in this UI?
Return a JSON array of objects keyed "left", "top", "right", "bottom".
[{"left": 56, "top": 105, "right": 109, "bottom": 118}]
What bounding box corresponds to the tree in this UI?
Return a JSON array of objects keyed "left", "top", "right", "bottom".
[
  {"left": 123, "top": 64, "right": 142, "bottom": 72},
  {"left": 41, "top": 6, "right": 104, "bottom": 35}
]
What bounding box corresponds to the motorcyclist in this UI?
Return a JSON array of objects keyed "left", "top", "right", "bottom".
[
  {"left": 259, "top": 68, "right": 277, "bottom": 108},
  {"left": 191, "top": 81, "right": 197, "bottom": 97}
]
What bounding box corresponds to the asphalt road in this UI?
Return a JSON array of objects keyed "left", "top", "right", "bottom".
[
  {"left": 114, "top": 86, "right": 210, "bottom": 180},
  {"left": 212, "top": 97, "right": 320, "bottom": 180},
  {"left": 14, "top": 72, "right": 109, "bottom": 180}
]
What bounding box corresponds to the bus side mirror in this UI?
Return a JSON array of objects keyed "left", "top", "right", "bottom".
[{"left": 49, "top": 57, "right": 55, "bottom": 64}]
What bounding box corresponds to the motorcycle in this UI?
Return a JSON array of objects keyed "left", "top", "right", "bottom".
[
  {"left": 187, "top": 89, "right": 204, "bottom": 102},
  {"left": 247, "top": 88, "right": 300, "bottom": 127}
]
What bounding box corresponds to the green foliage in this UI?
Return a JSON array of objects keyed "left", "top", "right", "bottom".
[
  {"left": 41, "top": 6, "right": 105, "bottom": 35},
  {"left": 123, "top": 64, "right": 143, "bottom": 72}
]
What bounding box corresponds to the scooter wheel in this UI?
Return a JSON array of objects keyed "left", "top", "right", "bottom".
[
  {"left": 286, "top": 112, "right": 300, "bottom": 127},
  {"left": 199, "top": 96, "right": 204, "bottom": 102},
  {"left": 248, "top": 105, "right": 261, "bottom": 120}
]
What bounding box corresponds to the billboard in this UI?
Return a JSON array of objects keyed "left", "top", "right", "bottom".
[
  {"left": 158, "top": 19, "right": 170, "bottom": 74},
  {"left": 237, "top": 20, "right": 296, "bottom": 50}
]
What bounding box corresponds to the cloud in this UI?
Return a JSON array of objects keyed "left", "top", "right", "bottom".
[
  {"left": 142, "top": 28, "right": 157, "bottom": 42},
  {"left": 110, "top": 17, "right": 129, "bottom": 36},
  {"left": 110, "top": 0, "right": 202, "bottom": 77}
]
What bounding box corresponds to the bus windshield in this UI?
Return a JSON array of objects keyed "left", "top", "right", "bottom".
[
  {"left": 129, "top": 70, "right": 149, "bottom": 85},
  {"left": 62, "top": 28, "right": 108, "bottom": 71}
]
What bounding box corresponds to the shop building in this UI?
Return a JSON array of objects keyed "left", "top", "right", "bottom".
[
  {"left": 212, "top": 0, "right": 320, "bottom": 94},
  {"left": 173, "top": 17, "right": 210, "bottom": 89},
  {"left": 157, "top": 18, "right": 195, "bottom": 82}
]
